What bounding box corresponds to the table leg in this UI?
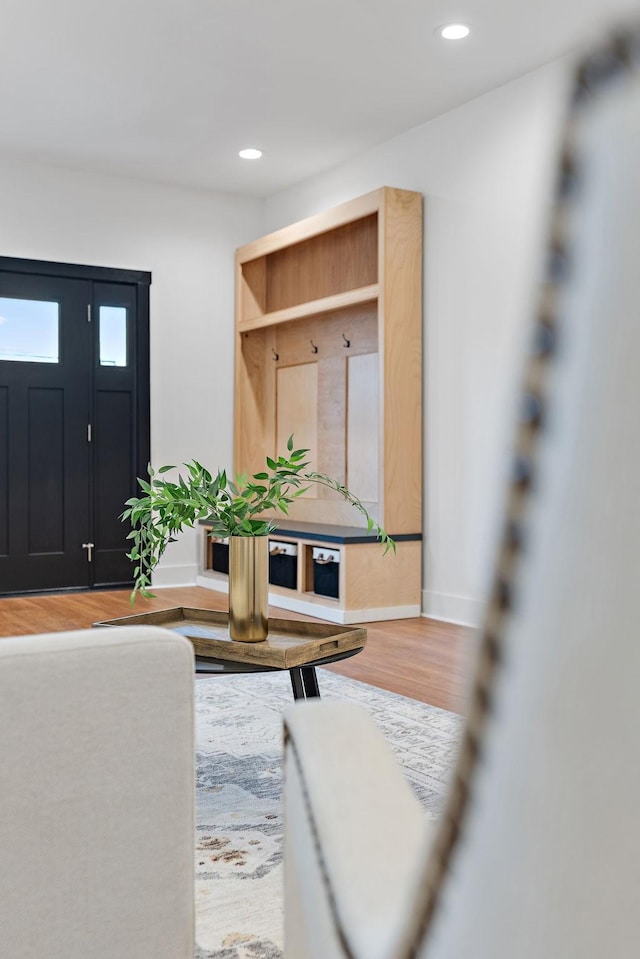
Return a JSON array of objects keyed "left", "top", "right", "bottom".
[
  {"left": 289, "top": 666, "right": 321, "bottom": 700},
  {"left": 301, "top": 666, "right": 321, "bottom": 698},
  {"left": 289, "top": 667, "right": 306, "bottom": 700}
]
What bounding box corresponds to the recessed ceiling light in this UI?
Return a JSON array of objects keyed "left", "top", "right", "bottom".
[
  {"left": 239, "top": 148, "right": 263, "bottom": 160},
  {"left": 439, "top": 24, "right": 470, "bottom": 40}
]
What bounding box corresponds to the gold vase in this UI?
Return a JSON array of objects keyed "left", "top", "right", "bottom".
[{"left": 228, "top": 536, "right": 269, "bottom": 642}]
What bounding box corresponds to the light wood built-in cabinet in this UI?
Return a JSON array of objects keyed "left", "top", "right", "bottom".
[{"left": 197, "top": 187, "right": 423, "bottom": 623}]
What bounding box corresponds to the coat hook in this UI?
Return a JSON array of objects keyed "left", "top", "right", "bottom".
[
  {"left": 342, "top": 333, "right": 350, "bottom": 348},
  {"left": 272, "top": 348, "right": 279, "bottom": 361},
  {"left": 310, "top": 340, "right": 318, "bottom": 354}
]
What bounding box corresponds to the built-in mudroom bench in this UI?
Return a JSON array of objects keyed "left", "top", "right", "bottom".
[
  {"left": 196, "top": 187, "right": 424, "bottom": 624},
  {"left": 196, "top": 519, "right": 422, "bottom": 625}
]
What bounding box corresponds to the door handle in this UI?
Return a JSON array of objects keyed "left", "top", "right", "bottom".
[{"left": 82, "top": 542, "right": 95, "bottom": 562}]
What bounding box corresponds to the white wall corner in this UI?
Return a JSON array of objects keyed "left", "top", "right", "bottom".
[
  {"left": 421, "top": 590, "right": 485, "bottom": 628},
  {"left": 151, "top": 564, "right": 199, "bottom": 589}
]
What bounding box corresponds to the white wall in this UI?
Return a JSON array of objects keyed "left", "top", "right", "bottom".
[
  {"left": 0, "top": 59, "right": 571, "bottom": 615},
  {"left": 263, "top": 61, "right": 570, "bottom": 625},
  {"left": 0, "top": 156, "right": 262, "bottom": 585}
]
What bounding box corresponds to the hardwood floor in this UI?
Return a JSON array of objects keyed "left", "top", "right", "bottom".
[{"left": 0, "top": 586, "right": 477, "bottom": 713}]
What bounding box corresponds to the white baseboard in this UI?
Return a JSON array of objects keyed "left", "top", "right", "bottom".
[
  {"left": 421, "top": 590, "right": 484, "bottom": 628},
  {"left": 196, "top": 573, "right": 420, "bottom": 625},
  {"left": 151, "top": 564, "right": 199, "bottom": 588},
  {"left": 266, "top": 592, "right": 421, "bottom": 625},
  {"left": 196, "top": 573, "right": 228, "bottom": 594},
  {"left": 157, "top": 570, "right": 481, "bottom": 628}
]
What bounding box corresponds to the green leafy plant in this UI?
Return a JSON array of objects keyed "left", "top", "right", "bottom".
[{"left": 121, "top": 435, "right": 395, "bottom": 601}]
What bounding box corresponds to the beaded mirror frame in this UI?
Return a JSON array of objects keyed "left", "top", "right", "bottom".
[
  {"left": 283, "top": 23, "right": 640, "bottom": 959},
  {"left": 404, "top": 22, "right": 640, "bottom": 957}
]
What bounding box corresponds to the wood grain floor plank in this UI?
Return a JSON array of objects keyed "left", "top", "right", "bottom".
[{"left": 0, "top": 587, "right": 476, "bottom": 713}]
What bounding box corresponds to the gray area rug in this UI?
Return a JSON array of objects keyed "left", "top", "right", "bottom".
[{"left": 194, "top": 669, "right": 463, "bottom": 958}]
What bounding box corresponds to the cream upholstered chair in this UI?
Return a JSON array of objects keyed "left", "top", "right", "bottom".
[
  {"left": 283, "top": 26, "right": 640, "bottom": 959},
  {"left": 0, "top": 626, "right": 195, "bottom": 959}
]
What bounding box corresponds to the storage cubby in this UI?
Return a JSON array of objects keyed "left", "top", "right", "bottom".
[
  {"left": 268, "top": 540, "right": 298, "bottom": 590},
  {"left": 311, "top": 546, "right": 340, "bottom": 599},
  {"left": 199, "top": 188, "right": 424, "bottom": 623}
]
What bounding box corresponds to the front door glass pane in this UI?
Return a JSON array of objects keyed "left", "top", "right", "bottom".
[
  {"left": 0, "top": 297, "right": 59, "bottom": 363},
  {"left": 99, "top": 306, "right": 127, "bottom": 367}
]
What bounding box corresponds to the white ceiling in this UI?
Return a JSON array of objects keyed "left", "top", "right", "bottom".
[{"left": 1, "top": 0, "right": 636, "bottom": 197}]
